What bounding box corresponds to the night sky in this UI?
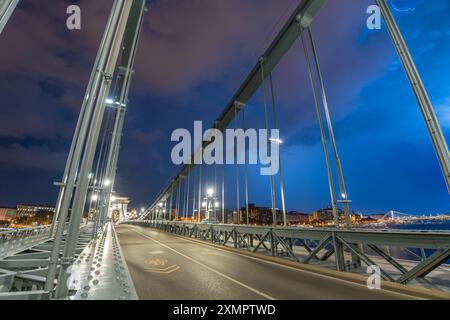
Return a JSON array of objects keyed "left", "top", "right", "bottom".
[{"left": 0, "top": 0, "right": 449, "bottom": 215}]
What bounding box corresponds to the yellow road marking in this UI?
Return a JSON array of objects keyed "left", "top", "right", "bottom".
[{"left": 144, "top": 258, "right": 168, "bottom": 267}]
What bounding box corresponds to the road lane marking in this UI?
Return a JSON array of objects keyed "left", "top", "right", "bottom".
[
  {"left": 125, "top": 226, "right": 423, "bottom": 300},
  {"left": 145, "top": 265, "right": 180, "bottom": 274},
  {"left": 149, "top": 250, "right": 165, "bottom": 255},
  {"left": 131, "top": 228, "right": 275, "bottom": 300}
]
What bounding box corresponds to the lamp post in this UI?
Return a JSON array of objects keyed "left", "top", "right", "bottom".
[
  {"left": 269, "top": 137, "right": 287, "bottom": 227},
  {"left": 157, "top": 202, "right": 164, "bottom": 220},
  {"left": 202, "top": 188, "right": 219, "bottom": 224}
]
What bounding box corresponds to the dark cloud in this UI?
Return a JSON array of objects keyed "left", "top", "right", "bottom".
[{"left": 39, "top": 78, "right": 65, "bottom": 98}]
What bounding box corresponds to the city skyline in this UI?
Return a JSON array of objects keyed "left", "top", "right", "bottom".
[{"left": 0, "top": 0, "right": 449, "bottom": 215}]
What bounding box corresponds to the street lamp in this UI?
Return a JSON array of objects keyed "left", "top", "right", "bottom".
[
  {"left": 157, "top": 202, "right": 165, "bottom": 220},
  {"left": 202, "top": 187, "right": 218, "bottom": 224}
]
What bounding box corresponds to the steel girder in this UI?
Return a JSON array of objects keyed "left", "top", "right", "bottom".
[
  {"left": 398, "top": 249, "right": 450, "bottom": 284},
  {"left": 0, "top": 227, "right": 51, "bottom": 260},
  {"left": 0, "top": 225, "right": 92, "bottom": 298},
  {"left": 140, "top": 221, "right": 450, "bottom": 248},
  {"left": 0, "top": 0, "right": 19, "bottom": 34}
]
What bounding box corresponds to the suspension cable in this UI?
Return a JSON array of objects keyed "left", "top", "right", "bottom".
[
  {"left": 299, "top": 26, "right": 339, "bottom": 227},
  {"left": 269, "top": 73, "right": 287, "bottom": 226},
  {"left": 260, "top": 58, "right": 277, "bottom": 226}
]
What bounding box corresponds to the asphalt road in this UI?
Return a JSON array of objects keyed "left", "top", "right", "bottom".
[{"left": 116, "top": 224, "right": 418, "bottom": 300}]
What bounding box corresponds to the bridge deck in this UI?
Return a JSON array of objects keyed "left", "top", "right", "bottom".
[{"left": 116, "top": 224, "right": 437, "bottom": 300}]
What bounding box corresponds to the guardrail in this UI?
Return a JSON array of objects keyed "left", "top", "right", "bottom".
[
  {"left": 125, "top": 220, "right": 450, "bottom": 286},
  {"left": 0, "top": 226, "right": 51, "bottom": 260},
  {"left": 0, "top": 223, "right": 96, "bottom": 299}
]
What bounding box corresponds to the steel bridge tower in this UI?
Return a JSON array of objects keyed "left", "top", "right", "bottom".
[{"left": 45, "top": 0, "right": 147, "bottom": 298}]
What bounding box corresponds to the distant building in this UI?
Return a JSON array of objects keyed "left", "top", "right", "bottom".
[
  {"left": 109, "top": 197, "right": 130, "bottom": 224},
  {"left": 313, "top": 206, "right": 343, "bottom": 222},
  {"left": 235, "top": 204, "right": 293, "bottom": 225},
  {"left": 235, "top": 204, "right": 271, "bottom": 225},
  {"left": 0, "top": 207, "right": 17, "bottom": 221},
  {"left": 350, "top": 213, "right": 362, "bottom": 224},
  {"left": 286, "top": 211, "right": 310, "bottom": 225},
  {"left": 16, "top": 204, "right": 55, "bottom": 218}
]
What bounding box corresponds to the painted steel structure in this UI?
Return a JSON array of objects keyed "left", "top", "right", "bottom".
[
  {"left": 0, "top": 226, "right": 50, "bottom": 260},
  {"left": 0, "top": 0, "right": 18, "bottom": 34},
  {"left": 0, "top": 224, "right": 91, "bottom": 299},
  {"left": 51, "top": 0, "right": 145, "bottom": 299},
  {"left": 0, "top": 223, "right": 137, "bottom": 300},
  {"left": 46, "top": 0, "right": 132, "bottom": 297},
  {"left": 95, "top": 0, "right": 147, "bottom": 236}
]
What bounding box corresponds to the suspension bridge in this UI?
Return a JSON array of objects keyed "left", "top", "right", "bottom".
[{"left": 0, "top": 0, "right": 450, "bottom": 300}]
